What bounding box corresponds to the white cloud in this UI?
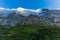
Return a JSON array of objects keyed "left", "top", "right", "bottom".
[
  {"left": 16, "top": 7, "right": 41, "bottom": 16},
  {"left": 55, "top": 8, "right": 60, "bottom": 10},
  {"left": 0, "top": 7, "right": 5, "bottom": 10},
  {"left": 50, "top": 8, "right": 60, "bottom": 10},
  {"left": 16, "top": 7, "right": 41, "bottom": 13},
  {"left": 35, "top": 9, "right": 41, "bottom": 14},
  {"left": 0, "top": 7, "right": 41, "bottom": 16}
]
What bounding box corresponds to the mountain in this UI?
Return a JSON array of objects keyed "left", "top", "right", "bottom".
[
  {"left": 40, "top": 9, "right": 54, "bottom": 22},
  {"left": 0, "top": 9, "right": 17, "bottom": 25},
  {"left": 7, "top": 12, "right": 42, "bottom": 25},
  {"left": 0, "top": 9, "right": 56, "bottom": 26},
  {"left": 22, "top": 14, "right": 41, "bottom": 25},
  {"left": 7, "top": 12, "right": 26, "bottom": 26}
]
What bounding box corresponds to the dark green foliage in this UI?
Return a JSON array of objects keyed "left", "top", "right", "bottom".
[
  {"left": 30, "top": 27, "right": 59, "bottom": 40},
  {"left": 0, "top": 25, "right": 60, "bottom": 40}
]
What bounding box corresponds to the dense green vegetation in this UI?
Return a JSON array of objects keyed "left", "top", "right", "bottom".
[{"left": 0, "top": 25, "right": 60, "bottom": 40}]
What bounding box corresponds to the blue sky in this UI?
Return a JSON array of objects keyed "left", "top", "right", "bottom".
[{"left": 0, "top": 0, "right": 60, "bottom": 9}]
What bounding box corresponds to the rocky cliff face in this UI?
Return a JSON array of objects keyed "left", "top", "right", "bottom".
[{"left": 0, "top": 9, "right": 60, "bottom": 26}]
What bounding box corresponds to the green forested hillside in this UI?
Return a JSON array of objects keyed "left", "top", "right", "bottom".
[{"left": 0, "top": 25, "right": 60, "bottom": 40}]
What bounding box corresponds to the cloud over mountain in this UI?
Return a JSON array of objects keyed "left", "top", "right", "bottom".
[{"left": 0, "top": 7, "right": 41, "bottom": 16}]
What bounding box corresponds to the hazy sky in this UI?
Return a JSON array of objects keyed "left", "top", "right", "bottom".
[{"left": 0, "top": 0, "right": 60, "bottom": 9}]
